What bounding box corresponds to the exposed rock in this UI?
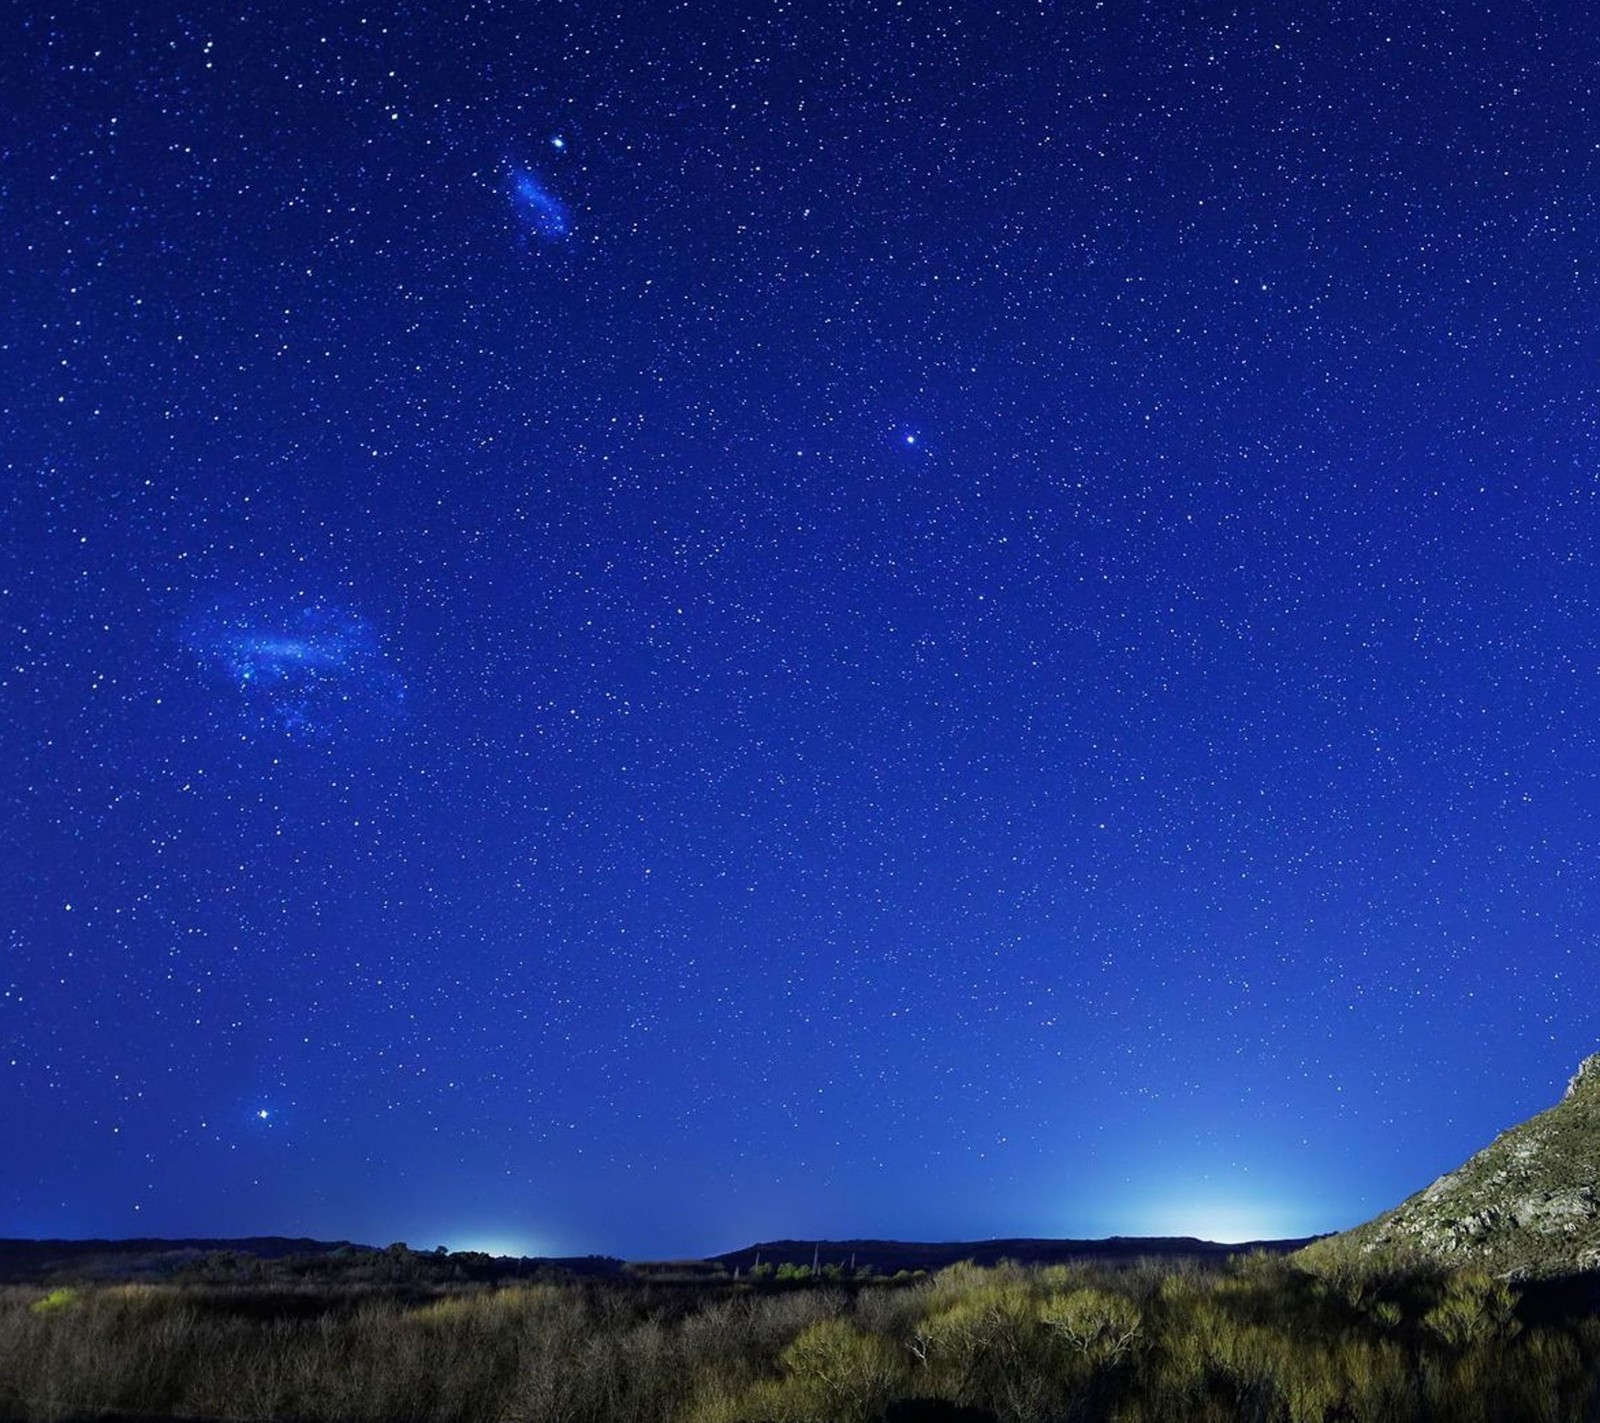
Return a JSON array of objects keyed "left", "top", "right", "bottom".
[
  {"left": 1299, "top": 1055, "right": 1600, "bottom": 1279},
  {"left": 1566, "top": 1053, "right": 1600, "bottom": 1101}
]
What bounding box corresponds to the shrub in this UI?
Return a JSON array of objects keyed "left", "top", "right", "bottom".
[
  {"left": 1421, "top": 1269, "right": 1520, "bottom": 1350},
  {"left": 28, "top": 1288, "right": 78, "bottom": 1315},
  {"left": 1038, "top": 1286, "right": 1142, "bottom": 1364},
  {"left": 778, "top": 1317, "right": 905, "bottom": 1421}
]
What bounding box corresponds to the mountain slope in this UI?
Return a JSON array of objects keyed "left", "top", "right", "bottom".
[{"left": 1300, "top": 1054, "right": 1600, "bottom": 1279}]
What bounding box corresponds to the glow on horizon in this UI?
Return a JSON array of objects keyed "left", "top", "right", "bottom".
[
  {"left": 440, "top": 1233, "right": 550, "bottom": 1259},
  {"left": 1118, "top": 1195, "right": 1319, "bottom": 1244}
]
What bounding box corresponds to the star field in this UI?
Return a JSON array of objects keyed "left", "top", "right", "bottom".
[{"left": 3, "top": 1, "right": 1599, "bottom": 1257}]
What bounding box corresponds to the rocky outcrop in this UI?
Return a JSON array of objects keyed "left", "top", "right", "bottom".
[
  {"left": 1565, "top": 1053, "right": 1600, "bottom": 1101},
  {"left": 1299, "top": 1054, "right": 1600, "bottom": 1279}
]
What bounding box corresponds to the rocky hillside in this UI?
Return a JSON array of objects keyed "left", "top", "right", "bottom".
[{"left": 1300, "top": 1054, "right": 1600, "bottom": 1279}]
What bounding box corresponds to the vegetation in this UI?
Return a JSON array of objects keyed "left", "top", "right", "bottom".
[{"left": 3, "top": 1248, "right": 1600, "bottom": 1422}]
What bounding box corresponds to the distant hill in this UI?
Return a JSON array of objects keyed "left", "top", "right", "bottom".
[
  {"left": 713, "top": 1234, "right": 1319, "bottom": 1275},
  {"left": 0, "top": 1231, "right": 1321, "bottom": 1287},
  {"left": 0, "top": 1237, "right": 625, "bottom": 1284},
  {"left": 0, "top": 1236, "right": 359, "bottom": 1282},
  {"left": 1300, "top": 1053, "right": 1600, "bottom": 1279}
]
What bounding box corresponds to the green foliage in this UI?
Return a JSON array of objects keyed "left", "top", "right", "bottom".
[
  {"left": 1039, "top": 1285, "right": 1142, "bottom": 1364},
  {"left": 915, "top": 1276, "right": 1045, "bottom": 1416},
  {"left": 28, "top": 1287, "right": 78, "bottom": 1315},
  {"left": 772, "top": 1317, "right": 904, "bottom": 1421},
  {"left": 1, "top": 1256, "right": 1598, "bottom": 1423},
  {"left": 1420, "top": 1269, "right": 1520, "bottom": 1350}
]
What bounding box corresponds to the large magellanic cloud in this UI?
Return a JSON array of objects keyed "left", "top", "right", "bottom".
[{"left": 187, "top": 598, "right": 405, "bottom": 738}]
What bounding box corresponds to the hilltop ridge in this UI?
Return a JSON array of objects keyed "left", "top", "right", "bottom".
[
  {"left": 1301, "top": 1053, "right": 1600, "bottom": 1279},
  {"left": 714, "top": 1234, "right": 1317, "bottom": 1274}
]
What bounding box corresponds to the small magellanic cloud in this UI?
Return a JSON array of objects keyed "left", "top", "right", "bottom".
[{"left": 506, "top": 164, "right": 571, "bottom": 241}]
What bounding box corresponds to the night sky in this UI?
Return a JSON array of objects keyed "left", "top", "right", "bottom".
[{"left": 5, "top": 0, "right": 1599, "bottom": 1260}]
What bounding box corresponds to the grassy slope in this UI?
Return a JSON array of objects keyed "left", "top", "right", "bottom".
[{"left": 1300, "top": 1055, "right": 1600, "bottom": 1279}]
